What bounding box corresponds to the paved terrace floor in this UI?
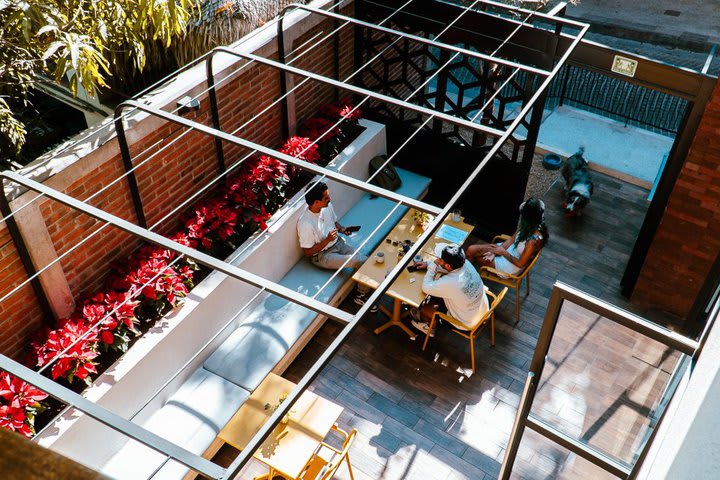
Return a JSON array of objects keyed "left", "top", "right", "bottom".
[{"left": 214, "top": 172, "right": 681, "bottom": 479}]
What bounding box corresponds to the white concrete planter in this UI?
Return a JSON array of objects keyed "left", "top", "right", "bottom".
[{"left": 34, "top": 119, "right": 386, "bottom": 470}]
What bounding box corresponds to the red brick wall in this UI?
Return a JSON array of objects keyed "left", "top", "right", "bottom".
[
  {"left": 41, "top": 157, "right": 140, "bottom": 297},
  {"left": 132, "top": 113, "right": 218, "bottom": 233},
  {"left": 217, "top": 57, "right": 284, "bottom": 163},
  {"left": 633, "top": 79, "right": 720, "bottom": 317},
  {"left": 293, "top": 5, "right": 355, "bottom": 125},
  {"left": 0, "top": 228, "right": 44, "bottom": 357}
]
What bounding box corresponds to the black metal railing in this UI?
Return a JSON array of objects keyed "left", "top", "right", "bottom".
[{"left": 544, "top": 65, "right": 688, "bottom": 136}]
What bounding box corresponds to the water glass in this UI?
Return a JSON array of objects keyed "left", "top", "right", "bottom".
[{"left": 452, "top": 209, "right": 462, "bottom": 222}]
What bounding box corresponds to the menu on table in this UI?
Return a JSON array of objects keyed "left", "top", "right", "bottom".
[{"left": 435, "top": 224, "right": 469, "bottom": 245}]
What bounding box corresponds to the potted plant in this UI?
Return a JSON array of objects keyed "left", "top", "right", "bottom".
[
  {"left": 264, "top": 393, "right": 295, "bottom": 424},
  {"left": 412, "top": 210, "right": 432, "bottom": 229}
]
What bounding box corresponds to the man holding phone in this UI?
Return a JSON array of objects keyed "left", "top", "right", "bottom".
[
  {"left": 298, "top": 182, "right": 375, "bottom": 308},
  {"left": 410, "top": 243, "right": 488, "bottom": 337},
  {"left": 298, "top": 181, "right": 365, "bottom": 268}
]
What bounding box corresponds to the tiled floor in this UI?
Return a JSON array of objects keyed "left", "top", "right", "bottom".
[{"left": 217, "top": 172, "right": 683, "bottom": 479}]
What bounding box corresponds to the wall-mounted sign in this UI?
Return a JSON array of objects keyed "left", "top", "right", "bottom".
[{"left": 611, "top": 55, "right": 638, "bottom": 77}]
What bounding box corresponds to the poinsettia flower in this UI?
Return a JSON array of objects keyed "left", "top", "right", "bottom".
[
  {"left": 100, "top": 330, "right": 114, "bottom": 345},
  {"left": 0, "top": 372, "right": 48, "bottom": 408},
  {"left": 340, "top": 105, "right": 362, "bottom": 122},
  {"left": 141, "top": 285, "right": 157, "bottom": 300},
  {"left": 0, "top": 405, "right": 31, "bottom": 437},
  {"left": 279, "top": 136, "right": 321, "bottom": 164},
  {"left": 299, "top": 117, "right": 340, "bottom": 143},
  {"left": 82, "top": 303, "right": 106, "bottom": 323},
  {"left": 32, "top": 320, "right": 99, "bottom": 383}
]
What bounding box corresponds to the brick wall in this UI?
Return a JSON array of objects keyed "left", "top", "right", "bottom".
[
  {"left": 0, "top": 1, "right": 353, "bottom": 360},
  {"left": 0, "top": 227, "right": 44, "bottom": 356},
  {"left": 293, "top": 4, "right": 355, "bottom": 125},
  {"left": 41, "top": 158, "right": 140, "bottom": 296},
  {"left": 216, "top": 56, "right": 284, "bottom": 163},
  {"left": 633, "top": 79, "right": 720, "bottom": 317}
]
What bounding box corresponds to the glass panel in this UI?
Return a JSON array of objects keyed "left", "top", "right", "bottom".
[
  {"left": 530, "top": 301, "right": 686, "bottom": 465},
  {"left": 510, "top": 428, "right": 621, "bottom": 480}
]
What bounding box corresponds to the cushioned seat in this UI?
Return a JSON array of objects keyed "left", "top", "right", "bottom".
[
  {"left": 203, "top": 265, "right": 351, "bottom": 391},
  {"left": 339, "top": 167, "right": 432, "bottom": 257},
  {"left": 204, "top": 167, "right": 431, "bottom": 392},
  {"left": 102, "top": 369, "right": 249, "bottom": 480}
]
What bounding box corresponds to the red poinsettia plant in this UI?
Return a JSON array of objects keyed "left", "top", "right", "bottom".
[
  {"left": 301, "top": 99, "right": 363, "bottom": 159},
  {"left": 76, "top": 291, "right": 140, "bottom": 353},
  {"left": 319, "top": 97, "right": 362, "bottom": 125},
  {"left": 30, "top": 320, "right": 99, "bottom": 385},
  {"left": 0, "top": 372, "right": 48, "bottom": 438},
  {"left": 223, "top": 155, "right": 289, "bottom": 232},
  {"left": 278, "top": 136, "right": 321, "bottom": 178},
  {"left": 114, "top": 251, "right": 194, "bottom": 322}
]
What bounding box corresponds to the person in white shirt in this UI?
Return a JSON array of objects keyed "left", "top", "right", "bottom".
[
  {"left": 297, "top": 181, "right": 368, "bottom": 269},
  {"left": 410, "top": 243, "right": 488, "bottom": 337},
  {"left": 297, "top": 182, "right": 375, "bottom": 309}
]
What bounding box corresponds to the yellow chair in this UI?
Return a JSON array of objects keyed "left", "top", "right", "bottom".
[
  {"left": 480, "top": 234, "right": 542, "bottom": 324},
  {"left": 422, "top": 287, "right": 507, "bottom": 373},
  {"left": 295, "top": 424, "right": 357, "bottom": 480}
]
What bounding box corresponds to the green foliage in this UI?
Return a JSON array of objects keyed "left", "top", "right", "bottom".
[
  {"left": 0, "top": 99, "right": 26, "bottom": 156},
  {"left": 0, "top": 0, "right": 198, "bottom": 159}
]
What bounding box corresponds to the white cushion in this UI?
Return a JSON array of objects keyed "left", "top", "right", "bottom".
[
  {"left": 340, "top": 167, "right": 432, "bottom": 257},
  {"left": 102, "top": 369, "right": 249, "bottom": 479}
]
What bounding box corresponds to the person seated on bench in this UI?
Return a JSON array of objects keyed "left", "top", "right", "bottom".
[
  {"left": 409, "top": 243, "right": 488, "bottom": 337},
  {"left": 465, "top": 198, "right": 549, "bottom": 276},
  {"left": 297, "top": 181, "right": 376, "bottom": 311}
]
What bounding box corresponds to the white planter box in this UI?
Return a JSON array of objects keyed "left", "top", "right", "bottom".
[{"left": 34, "top": 120, "right": 386, "bottom": 470}]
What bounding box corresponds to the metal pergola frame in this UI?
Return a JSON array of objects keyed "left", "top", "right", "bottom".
[{"left": 0, "top": 1, "right": 588, "bottom": 479}]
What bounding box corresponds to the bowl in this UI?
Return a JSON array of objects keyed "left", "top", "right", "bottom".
[{"left": 542, "top": 153, "right": 563, "bottom": 170}]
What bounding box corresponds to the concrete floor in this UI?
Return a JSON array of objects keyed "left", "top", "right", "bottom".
[{"left": 536, "top": 105, "right": 674, "bottom": 187}]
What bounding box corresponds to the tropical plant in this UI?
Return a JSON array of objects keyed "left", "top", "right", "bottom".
[{"left": 0, "top": 0, "right": 198, "bottom": 159}]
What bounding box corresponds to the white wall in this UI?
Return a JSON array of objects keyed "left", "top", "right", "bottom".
[{"left": 634, "top": 307, "right": 720, "bottom": 480}]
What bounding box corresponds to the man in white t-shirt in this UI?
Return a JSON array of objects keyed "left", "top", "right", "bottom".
[
  {"left": 410, "top": 243, "right": 488, "bottom": 337},
  {"left": 297, "top": 182, "right": 375, "bottom": 309}
]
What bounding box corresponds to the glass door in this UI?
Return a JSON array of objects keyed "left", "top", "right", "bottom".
[{"left": 499, "top": 282, "right": 698, "bottom": 479}]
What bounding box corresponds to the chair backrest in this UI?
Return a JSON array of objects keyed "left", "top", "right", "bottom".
[
  {"left": 518, "top": 246, "right": 543, "bottom": 279},
  {"left": 488, "top": 287, "right": 508, "bottom": 311},
  {"left": 457, "top": 287, "right": 507, "bottom": 331},
  {"left": 319, "top": 428, "right": 357, "bottom": 480}
]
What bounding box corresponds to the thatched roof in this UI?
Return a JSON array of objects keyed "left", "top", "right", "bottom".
[{"left": 173, "top": 0, "right": 302, "bottom": 66}]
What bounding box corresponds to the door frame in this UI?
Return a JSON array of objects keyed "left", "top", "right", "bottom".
[{"left": 499, "top": 282, "right": 699, "bottom": 479}]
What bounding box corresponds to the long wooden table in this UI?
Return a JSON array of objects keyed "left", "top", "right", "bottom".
[
  {"left": 215, "top": 373, "right": 343, "bottom": 480},
  {"left": 352, "top": 209, "right": 473, "bottom": 340}
]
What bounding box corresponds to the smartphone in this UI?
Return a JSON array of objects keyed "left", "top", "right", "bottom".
[
  {"left": 345, "top": 225, "right": 361, "bottom": 233},
  {"left": 407, "top": 265, "right": 418, "bottom": 273}
]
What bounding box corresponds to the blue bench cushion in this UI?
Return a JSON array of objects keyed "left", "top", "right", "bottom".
[
  {"left": 340, "top": 167, "right": 432, "bottom": 257},
  {"left": 103, "top": 368, "right": 249, "bottom": 479},
  {"left": 203, "top": 166, "right": 431, "bottom": 392}
]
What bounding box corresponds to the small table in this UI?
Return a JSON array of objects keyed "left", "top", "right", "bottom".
[
  {"left": 216, "top": 373, "right": 343, "bottom": 480},
  {"left": 352, "top": 209, "right": 473, "bottom": 339}
]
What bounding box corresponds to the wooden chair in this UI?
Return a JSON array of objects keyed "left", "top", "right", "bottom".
[
  {"left": 293, "top": 424, "right": 357, "bottom": 480},
  {"left": 480, "top": 234, "right": 542, "bottom": 324},
  {"left": 422, "top": 287, "right": 507, "bottom": 373}
]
